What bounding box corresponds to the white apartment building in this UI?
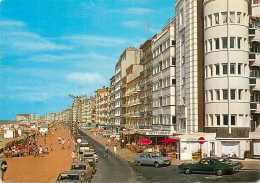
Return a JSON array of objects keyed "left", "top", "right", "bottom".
[
  {"left": 152, "top": 18, "right": 177, "bottom": 133},
  {"left": 114, "top": 47, "right": 140, "bottom": 132}
]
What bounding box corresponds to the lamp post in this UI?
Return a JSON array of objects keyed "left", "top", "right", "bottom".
[{"left": 68, "top": 94, "right": 87, "bottom": 142}]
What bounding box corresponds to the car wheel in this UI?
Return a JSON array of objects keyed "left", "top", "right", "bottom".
[
  {"left": 137, "top": 161, "right": 142, "bottom": 166},
  {"left": 216, "top": 169, "right": 223, "bottom": 176},
  {"left": 154, "top": 162, "right": 160, "bottom": 168},
  {"left": 184, "top": 168, "right": 191, "bottom": 174}
]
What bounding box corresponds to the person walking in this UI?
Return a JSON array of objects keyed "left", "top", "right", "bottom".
[
  {"left": 104, "top": 144, "right": 108, "bottom": 157},
  {"left": 108, "top": 138, "right": 111, "bottom": 146},
  {"left": 114, "top": 145, "right": 117, "bottom": 158},
  {"left": 39, "top": 145, "right": 43, "bottom": 158},
  {"left": 58, "top": 136, "right": 61, "bottom": 144},
  {"left": 61, "top": 139, "right": 65, "bottom": 149},
  {"left": 71, "top": 150, "right": 76, "bottom": 163},
  {"left": 67, "top": 139, "right": 70, "bottom": 149}
]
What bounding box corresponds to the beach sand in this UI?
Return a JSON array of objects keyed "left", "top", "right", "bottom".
[{"left": 3, "top": 125, "right": 74, "bottom": 182}]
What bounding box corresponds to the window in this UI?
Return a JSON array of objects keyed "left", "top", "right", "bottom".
[
  {"left": 209, "top": 39, "right": 212, "bottom": 51},
  {"left": 223, "top": 89, "right": 228, "bottom": 100},
  {"left": 238, "top": 64, "right": 242, "bottom": 75},
  {"left": 237, "top": 12, "right": 242, "bottom": 23},
  {"left": 210, "top": 90, "right": 213, "bottom": 101},
  {"left": 239, "top": 89, "right": 243, "bottom": 100},
  {"left": 172, "top": 116, "right": 176, "bottom": 125},
  {"left": 205, "top": 91, "right": 208, "bottom": 102},
  {"left": 223, "top": 115, "right": 228, "bottom": 125},
  {"left": 231, "top": 89, "right": 236, "bottom": 100},
  {"left": 238, "top": 37, "right": 242, "bottom": 49},
  {"left": 214, "top": 13, "right": 219, "bottom": 25},
  {"left": 231, "top": 115, "right": 236, "bottom": 125},
  {"left": 222, "top": 37, "right": 228, "bottom": 48},
  {"left": 230, "top": 63, "right": 235, "bottom": 74},
  {"left": 205, "top": 41, "right": 208, "bottom": 52},
  {"left": 182, "top": 56, "right": 185, "bottom": 64},
  {"left": 230, "top": 12, "right": 235, "bottom": 23},
  {"left": 215, "top": 38, "right": 219, "bottom": 50},
  {"left": 223, "top": 64, "right": 228, "bottom": 74},
  {"left": 253, "top": 0, "right": 258, "bottom": 4},
  {"left": 209, "top": 65, "right": 213, "bottom": 76},
  {"left": 205, "top": 67, "right": 208, "bottom": 78},
  {"left": 230, "top": 37, "right": 235, "bottom": 48},
  {"left": 222, "top": 12, "right": 227, "bottom": 23},
  {"left": 204, "top": 17, "right": 207, "bottom": 28},
  {"left": 180, "top": 9, "right": 184, "bottom": 26},
  {"left": 210, "top": 115, "right": 213, "bottom": 126},
  {"left": 182, "top": 77, "right": 185, "bottom": 86},
  {"left": 215, "top": 64, "right": 220, "bottom": 75},
  {"left": 172, "top": 57, "right": 176, "bottom": 66},
  {"left": 216, "top": 115, "right": 220, "bottom": 125},
  {"left": 172, "top": 40, "right": 176, "bottom": 46},
  {"left": 209, "top": 15, "right": 212, "bottom": 26},
  {"left": 172, "top": 79, "right": 176, "bottom": 85},
  {"left": 215, "top": 89, "right": 220, "bottom": 101}
]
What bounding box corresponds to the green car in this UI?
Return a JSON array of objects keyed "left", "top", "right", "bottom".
[{"left": 178, "top": 158, "right": 243, "bottom": 176}]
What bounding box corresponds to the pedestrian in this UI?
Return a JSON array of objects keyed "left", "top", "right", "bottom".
[
  {"left": 44, "top": 147, "right": 49, "bottom": 154},
  {"left": 71, "top": 150, "right": 76, "bottom": 163},
  {"left": 114, "top": 145, "right": 117, "bottom": 158},
  {"left": 121, "top": 139, "right": 124, "bottom": 149},
  {"left": 39, "top": 145, "right": 43, "bottom": 158},
  {"left": 90, "top": 141, "right": 93, "bottom": 149},
  {"left": 61, "top": 139, "right": 65, "bottom": 149},
  {"left": 34, "top": 144, "right": 38, "bottom": 157},
  {"left": 104, "top": 144, "right": 108, "bottom": 157},
  {"left": 67, "top": 139, "right": 70, "bottom": 149},
  {"left": 58, "top": 136, "right": 61, "bottom": 144},
  {"left": 108, "top": 138, "right": 111, "bottom": 146}
]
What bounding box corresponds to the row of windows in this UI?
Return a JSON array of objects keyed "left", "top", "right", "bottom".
[
  {"left": 153, "top": 115, "right": 176, "bottom": 125},
  {"left": 205, "top": 89, "right": 249, "bottom": 102},
  {"left": 204, "top": 11, "right": 247, "bottom": 29},
  {"left": 153, "top": 96, "right": 172, "bottom": 108},
  {"left": 205, "top": 37, "right": 248, "bottom": 53},
  {"left": 153, "top": 39, "right": 171, "bottom": 57},
  {"left": 205, "top": 63, "right": 249, "bottom": 78},
  {"left": 205, "top": 114, "right": 249, "bottom": 127},
  {"left": 153, "top": 57, "right": 175, "bottom": 75},
  {"left": 153, "top": 77, "right": 176, "bottom": 91}
]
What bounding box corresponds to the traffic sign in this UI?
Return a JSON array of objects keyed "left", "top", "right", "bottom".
[
  {"left": 0, "top": 160, "right": 7, "bottom": 173},
  {"left": 76, "top": 138, "right": 82, "bottom": 144},
  {"left": 198, "top": 137, "right": 205, "bottom": 144}
]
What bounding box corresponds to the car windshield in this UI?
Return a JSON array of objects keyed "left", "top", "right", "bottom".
[
  {"left": 58, "top": 174, "right": 79, "bottom": 180},
  {"left": 84, "top": 154, "right": 93, "bottom": 157},
  {"left": 80, "top": 144, "right": 89, "bottom": 147},
  {"left": 71, "top": 165, "right": 86, "bottom": 170},
  {"left": 218, "top": 158, "right": 231, "bottom": 162}
]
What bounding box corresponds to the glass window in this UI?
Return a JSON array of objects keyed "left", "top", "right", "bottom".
[
  {"left": 237, "top": 12, "right": 242, "bottom": 23},
  {"left": 223, "top": 64, "right": 228, "bottom": 74},
  {"left": 223, "top": 89, "right": 228, "bottom": 100},
  {"left": 205, "top": 91, "right": 208, "bottom": 102},
  {"left": 231, "top": 89, "right": 236, "bottom": 100},
  {"left": 215, "top": 64, "right": 220, "bottom": 75},
  {"left": 209, "top": 15, "right": 212, "bottom": 26},
  {"left": 204, "top": 17, "right": 207, "bottom": 28},
  {"left": 216, "top": 115, "right": 220, "bottom": 125},
  {"left": 230, "top": 63, "right": 235, "bottom": 74},
  {"left": 223, "top": 115, "right": 228, "bottom": 125},
  {"left": 238, "top": 37, "right": 242, "bottom": 49},
  {"left": 238, "top": 64, "right": 242, "bottom": 75},
  {"left": 222, "top": 37, "right": 228, "bottom": 48},
  {"left": 209, "top": 39, "right": 212, "bottom": 51},
  {"left": 214, "top": 13, "right": 219, "bottom": 25},
  {"left": 215, "top": 38, "right": 220, "bottom": 50},
  {"left": 209, "top": 65, "right": 213, "bottom": 76},
  {"left": 205, "top": 41, "right": 208, "bottom": 52},
  {"left": 230, "top": 12, "right": 235, "bottom": 23},
  {"left": 215, "top": 89, "right": 220, "bottom": 100},
  {"left": 210, "top": 90, "right": 213, "bottom": 101},
  {"left": 222, "top": 12, "right": 227, "bottom": 23},
  {"left": 253, "top": 0, "right": 258, "bottom": 4},
  {"left": 231, "top": 115, "right": 236, "bottom": 125},
  {"left": 239, "top": 89, "right": 243, "bottom": 100},
  {"left": 230, "top": 37, "right": 235, "bottom": 48}
]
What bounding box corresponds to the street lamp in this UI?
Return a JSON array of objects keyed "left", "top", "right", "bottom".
[{"left": 68, "top": 94, "right": 87, "bottom": 141}]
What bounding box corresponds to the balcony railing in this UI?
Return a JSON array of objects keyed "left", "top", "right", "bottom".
[
  {"left": 140, "top": 98, "right": 145, "bottom": 102},
  {"left": 140, "top": 57, "right": 145, "bottom": 62},
  {"left": 147, "top": 81, "right": 152, "bottom": 86},
  {"left": 147, "top": 65, "right": 153, "bottom": 71},
  {"left": 140, "top": 84, "right": 145, "bottom": 89}
]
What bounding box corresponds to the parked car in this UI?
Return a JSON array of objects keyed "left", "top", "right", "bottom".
[
  {"left": 134, "top": 152, "right": 171, "bottom": 168},
  {"left": 70, "top": 162, "right": 93, "bottom": 181},
  {"left": 79, "top": 141, "right": 89, "bottom": 152},
  {"left": 80, "top": 152, "right": 97, "bottom": 173},
  {"left": 178, "top": 158, "right": 243, "bottom": 176},
  {"left": 55, "top": 170, "right": 88, "bottom": 183}
]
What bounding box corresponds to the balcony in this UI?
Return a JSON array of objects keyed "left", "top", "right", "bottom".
[
  {"left": 249, "top": 27, "right": 256, "bottom": 37},
  {"left": 147, "top": 51, "right": 152, "bottom": 57},
  {"left": 147, "top": 111, "right": 152, "bottom": 115},
  {"left": 147, "top": 96, "right": 151, "bottom": 100},
  {"left": 140, "top": 111, "right": 145, "bottom": 115},
  {"left": 140, "top": 56, "right": 145, "bottom": 62},
  {"left": 140, "top": 98, "right": 145, "bottom": 102},
  {"left": 251, "top": 103, "right": 257, "bottom": 111},
  {"left": 140, "top": 84, "right": 145, "bottom": 89},
  {"left": 147, "top": 81, "right": 152, "bottom": 86},
  {"left": 140, "top": 71, "right": 145, "bottom": 76},
  {"left": 250, "top": 77, "right": 257, "bottom": 86},
  {"left": 146, "top": 65, "right": 153, "bottom": 71}
]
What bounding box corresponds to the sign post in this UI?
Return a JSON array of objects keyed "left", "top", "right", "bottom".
[
  {"left": 198, "top": 137, "right": 205, "bottom": 160},
  {"left": 0, "top": 160, "right": 7, "bottom": 181},
  {"left": 76, "top": 138, "right": 82, "bottom": 161}
]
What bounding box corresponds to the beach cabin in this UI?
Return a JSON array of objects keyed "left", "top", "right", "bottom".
[
  {"left": 4, "top": 129, "right": 16, "bottom": 138},
  {"left": 39, "top": 123, "right": 49, "bottom": 134}
]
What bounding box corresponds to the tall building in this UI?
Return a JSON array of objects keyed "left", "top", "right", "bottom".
[
  {"left": 95, "top": 87, "right": 107, "bottom": 127},
  {"left": 108, "top": 76, "right": 115, "bottom": 130},
  {"left": 152, "top": 18, "right": 176, "bottom": 133},
  {"left": 115, "top": 47, "right": 140, "bottom": 132}
]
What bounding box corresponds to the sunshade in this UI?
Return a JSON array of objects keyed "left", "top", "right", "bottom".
[
  {"left": 139, "top": 139, "right": 152, "bottom": 144},
  {"left": 159, "top": 139, "right": 179, "bottom": 143}
]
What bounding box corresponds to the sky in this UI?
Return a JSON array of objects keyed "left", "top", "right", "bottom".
[{"left": 0, "top": 0, "right": 175, "bottom": 120}]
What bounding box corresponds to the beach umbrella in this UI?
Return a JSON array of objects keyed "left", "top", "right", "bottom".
[
  {"left": 159, "top": 139, "right": 179, "bottom": 143},
  {"left": 139, "top": 139, "right": 152, "bottom": 145}
]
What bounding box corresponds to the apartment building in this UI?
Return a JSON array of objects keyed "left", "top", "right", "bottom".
[
  {"left": 95, "top": 87, "right": 108, "bottom": 127},
  {"left": 121, "top": 64, "right": 143, "bottom": 130},
  {"left": 16, "top": 114, "right": 41, "bottom": 121},
  {"left": 249, "top": 0, "right": 260, "bottom": 158},
  {"left": 107, "top": 76, "right": 115, "bottom": 130},
  {"left": 152, "top": 18, "right": 176, "bottom": 133},
  {"left": 139, "top": 40, "right": 153, "bottom": 128},
  {"left": 115, "top": 47, "right": 140, "bottom": 132}
]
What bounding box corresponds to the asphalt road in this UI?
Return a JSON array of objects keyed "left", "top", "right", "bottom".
[{"left": 79, "top": 130, "right": 260, "bottom": 183}]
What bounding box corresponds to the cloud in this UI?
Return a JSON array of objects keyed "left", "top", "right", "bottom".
[
  {"left": 66, "top": 72, "right": 106, "bottom": 85},
  {"left": 122, "top": 21, "right": 143, "bottom": 28},
  {"left": 0, "top": 20, "right": 25, "bottom": 27}
]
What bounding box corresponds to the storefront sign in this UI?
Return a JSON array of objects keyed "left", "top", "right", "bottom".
[
  {"left": 169, "top": 136, "right": 180, "bottom": 140},
  {"left": 122, "top": 131, "right": 135, "bottom": 135},
  {"left": 146, "top": 131, "right": 171, "bottom": 136}
]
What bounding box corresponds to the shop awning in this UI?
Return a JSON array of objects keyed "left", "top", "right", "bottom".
[
  {"left": 159, "top": 139, "right": 179, "bottom": 143},
  {"left": 139, "top": 139, "right": 152, "bottom": 144}
]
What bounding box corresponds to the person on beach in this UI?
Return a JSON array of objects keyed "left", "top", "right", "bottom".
[
  {"left": 114, "top": 145, "right": 117, "bottom": 158},
  {"left": 71, "top": 150, "right": 76, "bottom": 163},
  {"left": 44, "top": 147, "right": 49, "bottom": 154},
  {"left": 50, "top": 143, "right": 54, "bottom": 151},
  {"left": 67, "top": 139, "right": 70, "bottom": 149},
  {"left": 58, "top": 136, "right": 61, "bottom": 144},
  {"left": 39, "top": 145, "right": 43, "bottom": 158},
  {"left": 61, "top": 139, "right": 65, "bottom": 149}
]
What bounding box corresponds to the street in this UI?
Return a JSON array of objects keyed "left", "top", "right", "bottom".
[{"left": 79, "top": 130, "right": 260, "bottom": 183}]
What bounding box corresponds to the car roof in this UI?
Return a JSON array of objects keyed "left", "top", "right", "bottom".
[
  {"left": 71, "top": 162, "right": 88, "bottom": 165},
  {"left": 60, "top": 170, "right": 84, "bottom": 175}
]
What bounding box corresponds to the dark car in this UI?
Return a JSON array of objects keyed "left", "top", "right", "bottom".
[
  {"left": 80, "top": 154, "right": 97, "bottom": 174},
  {"left": 55, "top": 170, "right": 88, "bottom": 183},
  {"left": 178, "top": 158, "right": 243, "bottom": 176},
  {"left": 70, "top": 162, "right": 93, "bottom": 182}
]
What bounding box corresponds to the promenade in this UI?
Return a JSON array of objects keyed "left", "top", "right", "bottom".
[{"left": 3, "top": 125, "right": 74, "bottom": 182}]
